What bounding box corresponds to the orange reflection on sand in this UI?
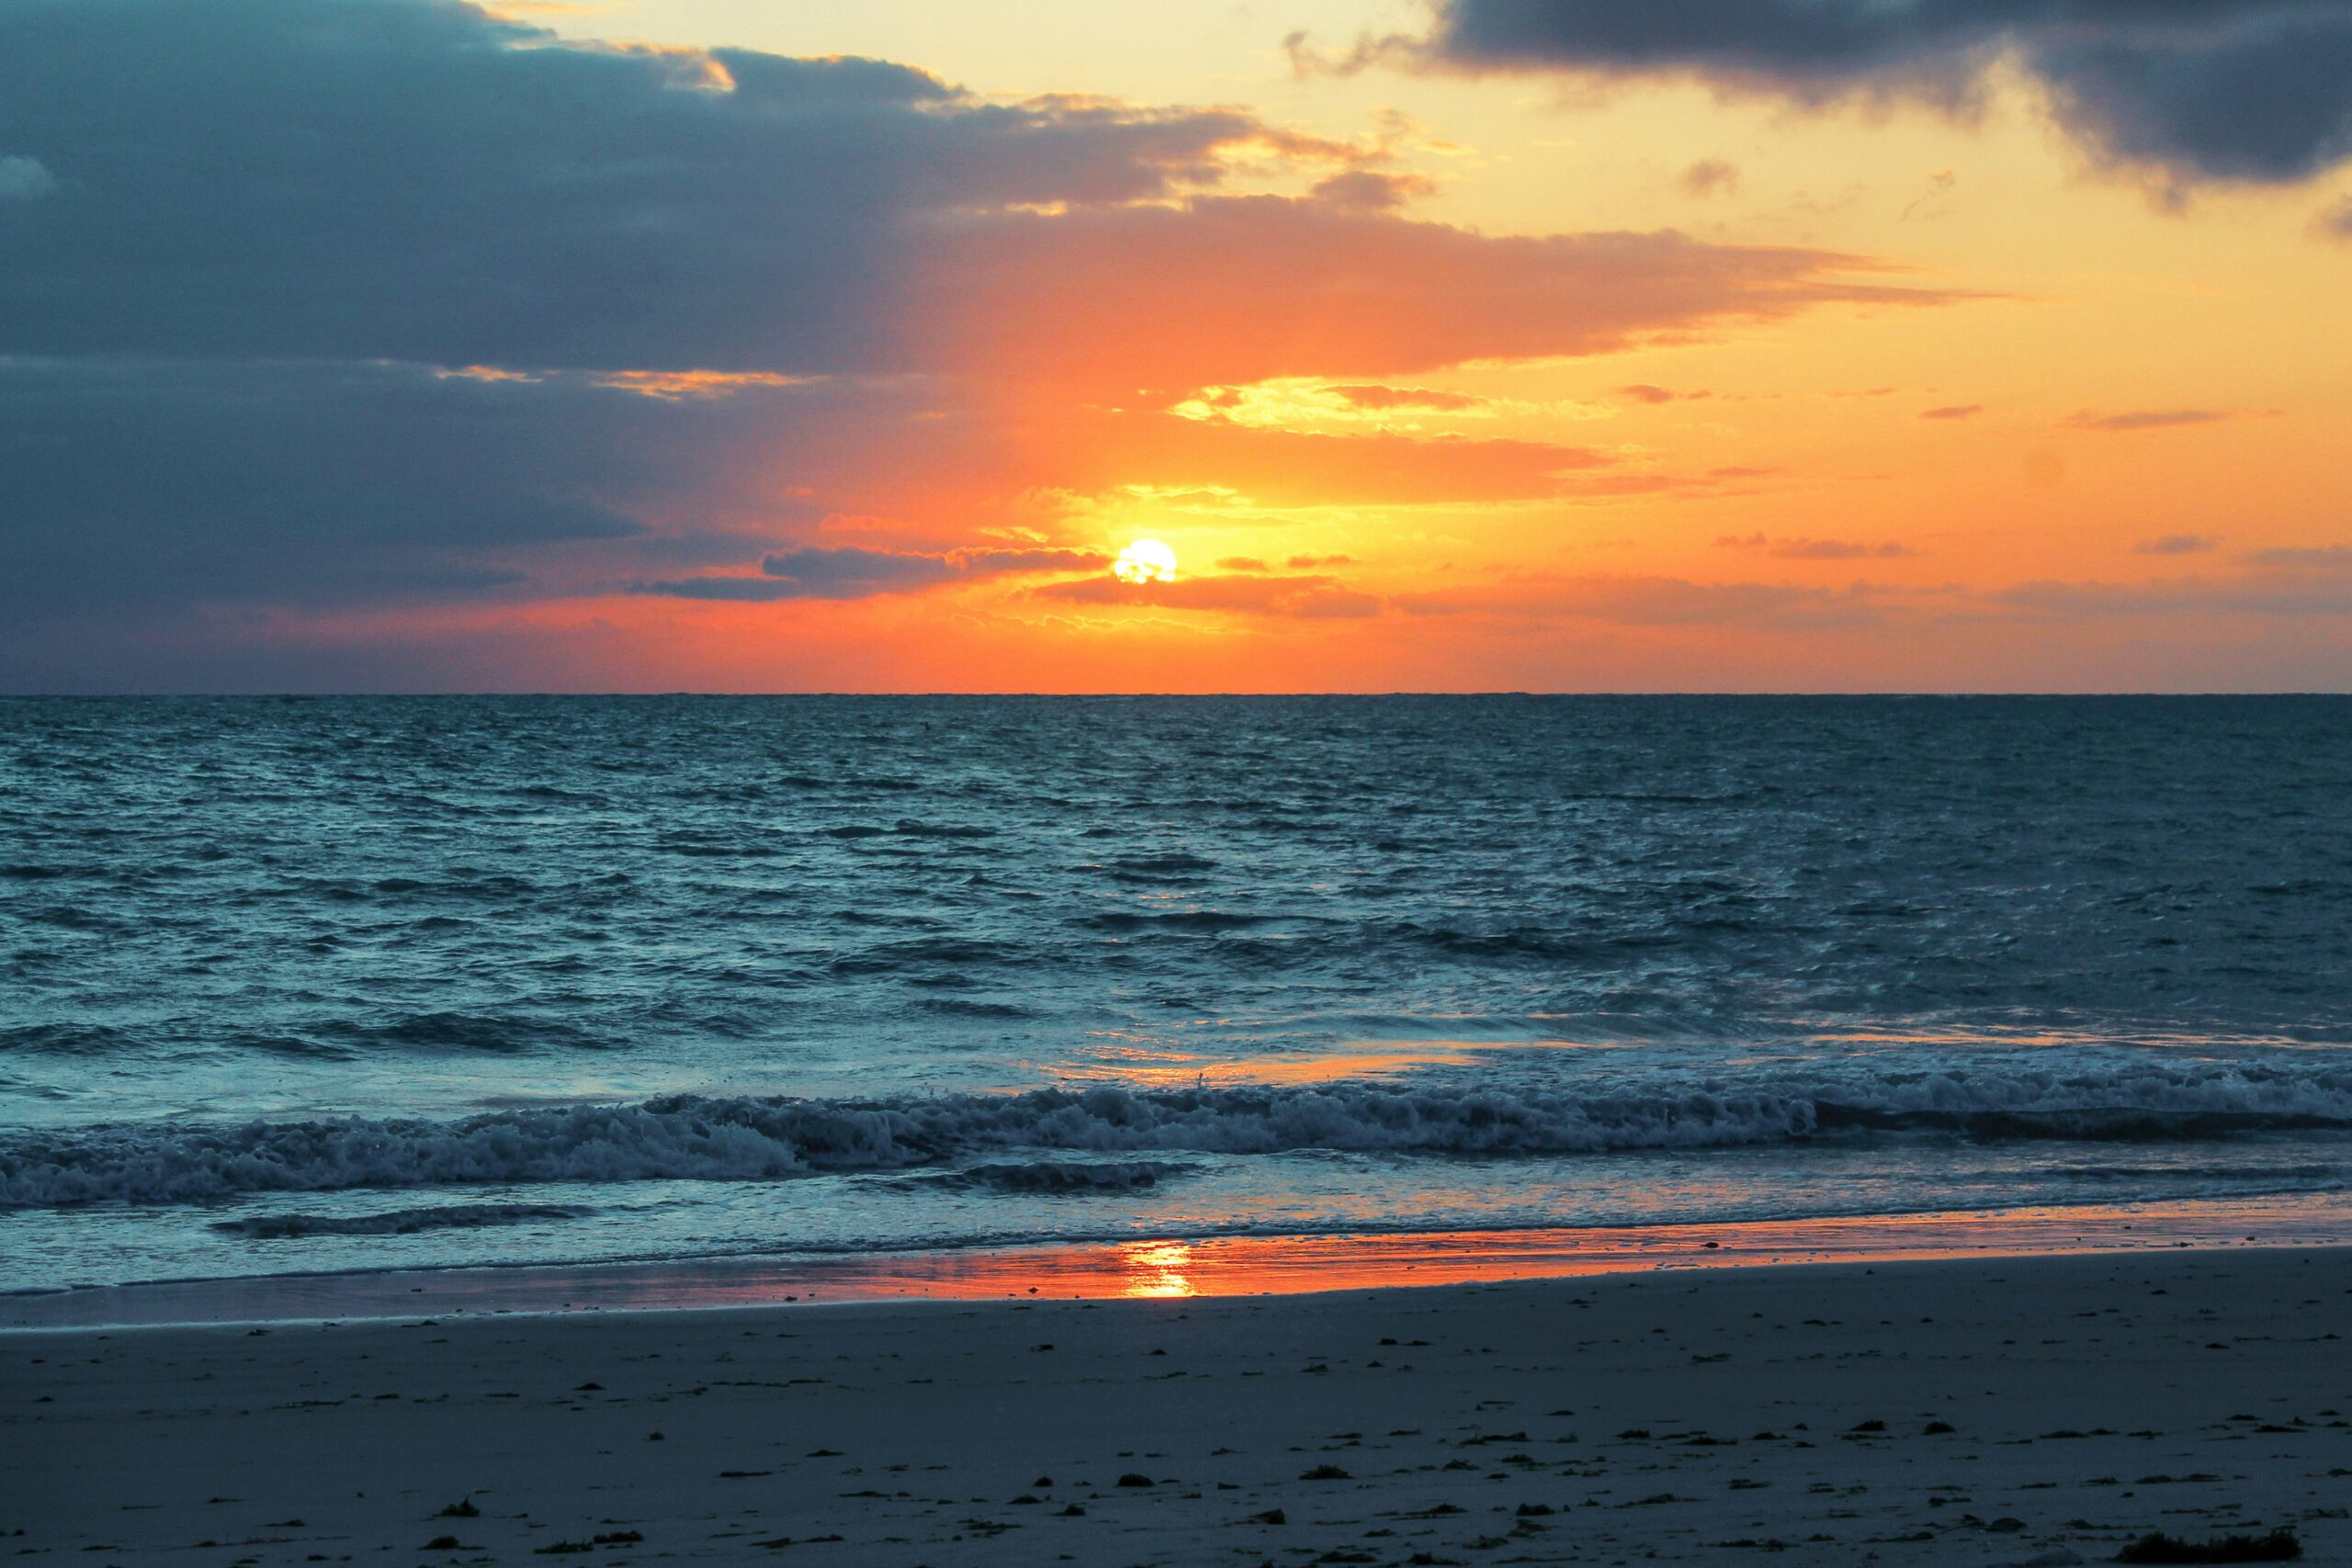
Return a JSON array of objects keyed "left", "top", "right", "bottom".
[
  {"left": 1119, "top": 1240, "right": 1196, "bottom": 1298},
  {"left": 15, "top": 1194, "right": 2352, "bottom": 1329}
]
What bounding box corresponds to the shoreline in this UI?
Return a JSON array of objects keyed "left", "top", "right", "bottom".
[
  {"left": 9, "top": 1246, "right": 2347, "bottom": 1565},
  {"left": 13, "top": 1189, "right": 2352, "bottom": 1331}
]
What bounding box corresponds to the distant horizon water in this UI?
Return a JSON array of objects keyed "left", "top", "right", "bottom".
[{"left": 6, "top": 695, "right": 2350, "bottom": 1295}]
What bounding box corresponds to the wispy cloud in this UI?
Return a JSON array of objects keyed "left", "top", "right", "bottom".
[
  {"left": 2062, "top": 409, "right": 2234, "bottom": 434},
  {"left": 1716, "top": 533, "right": 1922, "bottom": 560},
  {"left": 1034, "top": 571, "right": 1379, "bottom": 619}
]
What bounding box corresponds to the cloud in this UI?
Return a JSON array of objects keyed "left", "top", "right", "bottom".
[
  {"left": 921, "top": 198, "right": 1957, "bottom": 391},
  {"left": 2135, "top": 533, "right": 2222, "bottom": 555},
  {"left": 1287, "top": 553, "right": 1355, "bottom": 569},
  {"left": 1413, "top": 1, "right": 2352, "bottom": 187},
  {"left": 0, "top": 153, "right": 54, "bottom": 200},
  {"left": 1679, "top": 157, "right": 1740, "bottom": 197},
  {"left": 589, "top": 371, "right": 815, "bottom": 400},
  {"left": 1716, "top": 533, "right": 1921, "bottom": 559},
  {"left": 1393, "top": 574, "right": 1883, "bottom": 627},
  {"left": 0, "top": 0, "right": 1976, "bottom": 685},
  {"left": 1998, "top": 545, "right": 2352, "bottom": 618},
  {"left": 638, "top": 545, "right": 1110, "bottom": 602},
  {"left": 1052, "top": 417, "right": 1621, "bottom": 505},
  {"left": 1033, "top": 571, "right": 1380, "bottom": 618},
  {"left": 0, "top": 0, "right": 1302, "bottom": 371},
  {"left": 2243, "top": 544, "right": 2352, "bottom": 570},
  {"left": 0, "top": 356, "right": 669, "bottom": 617},
  {"left": 2061, "top": 408, "right": 2232, "bottom": 432},
  {"left": 0, "top": 0, "right": 1953, "bottom": 389},
  {"left": 2317, "top": 195, "right": 2352, "bottom": 238},
  {"left": 1307, "top": 168, "right": 1441, "bottom": 210},
  {"left": 1215, "top": 556, "right": 1271, "bottom": 571},
  {"left": 1919, "top": 403, "right": 1983, "bottom": 420},
  {"left": 1324, "top": 384, "right": 1488, "bottom": 412},
  {"left": 1617, "top": 383, "right": 1715, "bottom": 405}
]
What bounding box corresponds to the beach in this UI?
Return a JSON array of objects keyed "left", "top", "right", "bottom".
[{"left": 9, "top": 1246, "right": 2349, "bottom": 1565}]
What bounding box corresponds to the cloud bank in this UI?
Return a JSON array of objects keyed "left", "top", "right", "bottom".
[{"left": 0, "top": 0, "right": 1962, "bottom": 688}]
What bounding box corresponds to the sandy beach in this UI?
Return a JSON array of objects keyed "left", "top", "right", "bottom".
[{"left": 8, "top": 1246, "right": 2348, "bottom": 1566}]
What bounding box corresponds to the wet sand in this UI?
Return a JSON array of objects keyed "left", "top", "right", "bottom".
[
  {"left": 7, "top": 1247, "right": 2350, "bottom": 1565},
  {"left": 14, "top": 1191, "right": 2352, "bottom": 1329}
]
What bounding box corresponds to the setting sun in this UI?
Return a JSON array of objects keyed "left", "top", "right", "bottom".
[{"left": 1113, "top": 538, "right": 1178, "bottom": 585}]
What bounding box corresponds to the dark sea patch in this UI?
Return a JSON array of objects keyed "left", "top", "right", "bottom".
[
  {"left": 890, "top": 819, "right": 997, "bottom": 839},
  {"left": 828, "top": 939, "right": 1018, "bottom": 976},
  {"left": 1083, "top": 910, "right": 1281, "bottom": 932},
  {"left": 212, "top": 1201, "right": 594, "bottom": 1239},
  {"left": 1, "top": 1022, "right": 143, "bottom": 1056},
  {"left": 915, "top": 998, "right": 1035, "bottom": 1018},
  {"left": 311, "top": 1011, "right": 606, "bottom": 1055},
  {"left": 897, "top": 1159, "right": 1196, "bottom": 1194}
]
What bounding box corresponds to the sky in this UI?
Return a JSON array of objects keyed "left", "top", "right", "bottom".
[{"left": 3, "top": 0, "right": 2350, "bottom": 693}]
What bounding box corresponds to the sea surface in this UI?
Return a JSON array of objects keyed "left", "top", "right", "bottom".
[{"left": 5, "top": 695, "right": 2351, "bottom": 1294}]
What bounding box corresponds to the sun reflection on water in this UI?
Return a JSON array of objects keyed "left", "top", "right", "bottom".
[{"left": 1119, "top": 1240, "right": 1196, "bottom": 1298}]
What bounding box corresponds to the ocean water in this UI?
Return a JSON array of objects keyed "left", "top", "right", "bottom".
[{"left": 4, "top": 694, "right": 2351, "bottom": 1292}]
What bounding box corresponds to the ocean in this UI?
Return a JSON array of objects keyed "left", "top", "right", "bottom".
[{"left": 5, "top": 694, "right": 2351, "bottom": 1295}]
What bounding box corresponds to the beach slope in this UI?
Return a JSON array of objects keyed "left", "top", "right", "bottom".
[{"left": 7, "top": 1248, "right": 2349, "bottom": 1565}]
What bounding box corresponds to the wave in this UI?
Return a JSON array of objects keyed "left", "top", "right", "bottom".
[
  {"left": 8, "top": 1059, "right": 2352, "bottom": 1210},
  {"left": 210, "top": 1201, "right": 594, "bottom": 1239},
  {"left": 1, "top": 1023, "right": 146, "bottom": 1056},
  {"left": 896, "top": 1159, "right": 1195, "bottom": 1193}
]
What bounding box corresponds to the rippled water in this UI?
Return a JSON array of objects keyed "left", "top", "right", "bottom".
[{"left": 5, "top": 695, "right": 2350, "bottom": 1290}]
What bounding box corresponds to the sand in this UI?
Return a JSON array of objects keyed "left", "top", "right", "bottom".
[{"left": 6, "top": 1247, "right": 2349, "bottom": 1565}]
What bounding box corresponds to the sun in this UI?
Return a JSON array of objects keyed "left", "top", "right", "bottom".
[{"left": 1113, "top": 538, "right": 1178, "bottom": 584}]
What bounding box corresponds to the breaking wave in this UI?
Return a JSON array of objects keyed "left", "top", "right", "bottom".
[{"left": 9, "top": 1058, "right": 2352, "bottom": 1210}]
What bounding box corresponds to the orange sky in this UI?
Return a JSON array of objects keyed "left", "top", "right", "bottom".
[{"left": 6, "top": 0, "right": 2349, "bottom": 691}]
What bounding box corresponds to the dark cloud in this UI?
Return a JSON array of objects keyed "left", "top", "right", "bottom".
[
  {"left": 2136, "top": 533, "right": 2223, "bottom": 554},
  {"left": 1919, "top": 402, "right": 1984, "bottom": 420},
  {"left": 2317, "top": 195, "right": 2352, "bottom": 236},
  {"left": 0, "top": 356, "right": 672, "bottom": 616},
  {"left": 638, "top": 545, "right": 1111, "bottom": 602},
  {"left": 1418, "top": 1, "right": 2352, "bottom": 186},
  {"left": 0, "top": 0, "right": 1283, "bottom": 371}
]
